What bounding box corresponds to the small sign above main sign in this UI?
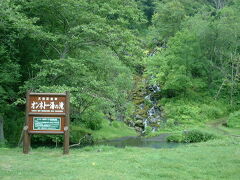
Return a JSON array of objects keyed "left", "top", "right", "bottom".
[{"left": 29, "top": 95, "right": 66, "bottom": 113}]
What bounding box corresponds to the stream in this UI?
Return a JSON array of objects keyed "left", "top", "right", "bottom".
[
  {"left": 96, "top": 79, "right": 181, "bottom": 149},
  {"left": 133, "top": 78, "right": 164, "bottom": 133},
  {"left": 96, "top": 134, "right": 184, "bottom": 149}
]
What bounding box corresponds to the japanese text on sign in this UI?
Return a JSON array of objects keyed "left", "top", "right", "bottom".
[{"left": 30, "top": 96, "right": 65, "bottom": 113}]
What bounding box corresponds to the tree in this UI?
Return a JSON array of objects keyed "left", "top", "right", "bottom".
[
  {"left": 23, "top": 47, "right": 133, "bottom": 125},
  {"left": 0, "top": 0, "right": 49, "bottom": 143},
  {"left": 147, "top": 29, "right": 207, "bottom": 96},
  {"left": 20, "top": 0, "right": 145, "bottom": 67},
  {"left": 146, "top": 0, "right": 240, "bottom": 104}
]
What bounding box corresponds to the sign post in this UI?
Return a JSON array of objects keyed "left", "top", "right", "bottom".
[{"left": 23, "top": 91, "right": 70, "bottom": 154}]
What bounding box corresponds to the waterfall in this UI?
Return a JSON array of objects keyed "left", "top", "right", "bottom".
[
  {"left": 132, "top": 77, "right": 164, "bottom": 134},
  {"left": 142, "top": 84, "right": 163, "bottom": 133}
]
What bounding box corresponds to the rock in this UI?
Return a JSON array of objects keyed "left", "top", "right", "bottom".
[
  {"left": 135, "top": 127, "right": 143, "bottom": 132},
  {"left": 135, "top": 115, "right": 144, "bottom": 120},
  {"left": 135, "top": 120, "right": 143, "bottom": 126},
  {"left": 127, "top": 120, "right": 135, "bottom": 127}
]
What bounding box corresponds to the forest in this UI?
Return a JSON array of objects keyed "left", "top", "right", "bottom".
[
  {"left": 0, "top": 0, "right": 240, "bottom": 146},
  {"left": 1, "top": 0, "right": 240, "bottom": 179}
]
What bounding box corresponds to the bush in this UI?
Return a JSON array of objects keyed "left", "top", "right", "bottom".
[
  {"left": 32, "top": 126, "right": 95, "bottom": 146},
  {"left": 166, "top": 119, "right": 175, "bottom": 127},
  {"left": 227, "top": 111, "right": 240, "bottom": 128},
  {"left": 200, "top": 104, "right": 224, "bottom": 120},
  {"left": 183, "top": 129, "right": 216, "bottom": 143},
  {"left": 112, "top": 121, "right": 120, "bottom": 128},
  {"left": 161, "top": 97, "right": 229, "bottom": 126},
  {"left": 164, "top": 100, "right": 203, "bottom": 125},
  {"left": 144, "top": 126, "right": 152, "bottom": 135},
  {"left": 31, "top": 134, "right": 63, "bottom": 147},
  {"left": 81, "top": 111, "right": 104, "bottom": 130},
  {"left": 167, "top": 134, "right": 183, "bottom": 142},
  {"left": 166, "top": 130, "right": 216, "bottom": 143},
  {"left": 4, "top": 109, "right": 25, "bottom": 146}
]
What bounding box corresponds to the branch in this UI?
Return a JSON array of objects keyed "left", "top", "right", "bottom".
[
  {"left": 46, "top": 41, "right": 61, "bottom": 57},
  {"left": 214, "top": 79, "right": 226, "bottom": 99},
  {"left": 69, "top": 134, "right": 88, "bottom": 148},
  {"left": 40, "top": 43, "right": 50, "bottom": 59}
]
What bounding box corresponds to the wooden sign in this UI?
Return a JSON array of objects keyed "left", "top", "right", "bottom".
[
  {"left": 29, "top": 95, "right": 66, "bottom": 113},
  {"left": 23, "top": 92, "right": 70, "bottom": 154},
  {"left": 27, "top": 93, "right": 67, "bottom": 134}
]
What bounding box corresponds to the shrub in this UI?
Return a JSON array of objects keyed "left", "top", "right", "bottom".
[
  {"left": 144, "top": 126, "right": 152, "bottom": 135},
  {"left": 167, "top": 134, "right": 183, "bottom": 142},
  {"left": 200, "top": 104, "right": 224, "bottom": 120},
  {"left": 112, "top": 121, "right": 120, "bottom": 128},
  {"left": 166, "top": 130, "right": 216, "bottom": 143},
  {"left": 183, "top": 129, "right": 216, "bottom": 143},
  {"left": 163, "top": 99, "right": 203, "bottom": 125},
  {"left": 166, "top": 119, "right": 175, "bottom": 127},
  {"left": 31, "top": 134, "right": 63, "bottom": 147},
  {"left": 81, "top": 111, "right": 104, "bottom": 130},
  {"left": 32, "top": 126, "right": 95, "bottom": 146},
  {"left": 227, "top": 111, "right": 240, "bottom": 128},
  {"left": 161, "top": 97, "right": 229, "bottom": 126}
]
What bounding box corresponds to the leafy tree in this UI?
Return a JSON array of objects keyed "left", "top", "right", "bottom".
[
  {"left": 147, "top": 29, "right": 207, "bottom": 96},
  {"left": 0, "top": 0, "right": 48, "bottom": 143},
  {"left": 147, "top": 0, "right": 210, "bottom": 48},
  {"left": 23, "top": 47, "right": 133, "bottom": 126},
  {"left": 20, "top": 0, "right": 145, "bottom": 67},
  {"left": 1, "top": 0, "right": 145, "bottom": 144}
]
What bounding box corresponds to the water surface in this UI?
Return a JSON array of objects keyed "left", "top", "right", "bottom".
[{"left": 97, "top": 134, "right": 183, "bottom": 149}]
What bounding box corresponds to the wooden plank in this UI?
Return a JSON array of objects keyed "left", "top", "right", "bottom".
[
  {"left": 63, "top": 91, "right": 70, "bottom": 155},
  {"left": 29, "top": 113, "right": 66, "bottom": 116},
  {"left": 29, "top": 95, "right": 66, "bottom": 114},
  {"left": 28, "top": 131, "right": 64, "bottom": 134},
  {"left": 29, "top": 92, "right": 66, "bottom": 96},
  {"left": 23, "top": 91, "right": 30, "bottom": 154}
]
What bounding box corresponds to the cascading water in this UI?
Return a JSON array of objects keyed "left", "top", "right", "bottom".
[
  {"left": 132, "top": 76, "right": 164, "bottom": 134},
  {"left": 142, "top": 84, "right": 163, "bottom": 133}
]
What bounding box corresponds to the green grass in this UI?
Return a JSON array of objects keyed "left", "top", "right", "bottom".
[
  {"left": 0, "top": 137, "right": 240, "bottom": 180},
  {"left": 147, "top": 115, "right": 240, "bottom": 138},
  {"left": 92, "top": 120, "right": 138, "bottom": 140},
  {"left": 72, "top": 120, "right": 137, "bottom": 141}
]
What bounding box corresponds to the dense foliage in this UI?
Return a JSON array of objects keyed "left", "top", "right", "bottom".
[
  {"left": 146, "top": 0, "right": 240, "bottom": 126},
  {"left": 1, "top": 0, "right": 239, "bottom": 145},
  {"left": 227, "top": 111, "right": 240, "bottom": 128},
  {"left": 167, "top": 128, "right": 217, "bottom": 143},
  {"left": 0, "top": 0, "right": 144, "bottom": 145}
]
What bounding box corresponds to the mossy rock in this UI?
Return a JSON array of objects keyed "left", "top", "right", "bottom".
[
  {"left": 133, "top": 98, "right": 144, "bottom": 105},
  {"left": 149, "top": 123, "right": 160, "bottom": 128},
  {"left": 136, "top": 109, "right": 148, "bottom": 117},
  {"left": 135, "top": 120, "right": 143, "bottom": 127}
]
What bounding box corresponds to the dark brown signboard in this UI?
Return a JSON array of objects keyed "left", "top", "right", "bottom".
[
  {"left": 29, "top": 95, "right": 66, "bottom": 114},
  {"left": 23, "top": 92, "right": 70, "bottom": 154},
  {"left": 28, "top": 93, "right": 67, "bottom": 134}
]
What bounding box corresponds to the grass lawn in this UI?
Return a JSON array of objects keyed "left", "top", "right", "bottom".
[
  {"left": 71, "top": 120, "right": 137, "bottom": 142},
  {"left": 0, "top": 137, "right": 239, "bottom": 180}
]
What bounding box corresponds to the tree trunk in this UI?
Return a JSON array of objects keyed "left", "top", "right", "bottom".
[
  {"left": 0, "top": 115, "right": 4, "bottom": 143},
  {"left": 230, "top": 61, "right": 234, "bottom": 106},
  {"left": 213, "top": 0, "right": 225, "bottom": 9}
]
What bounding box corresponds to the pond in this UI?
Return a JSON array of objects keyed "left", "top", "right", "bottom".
[{"left": 96, "top": 134, "right": 184, "bottom": 149}]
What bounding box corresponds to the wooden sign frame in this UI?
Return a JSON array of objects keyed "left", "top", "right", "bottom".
[{"left": 23, "top": 91, "right": 70, "bottom": 154}]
